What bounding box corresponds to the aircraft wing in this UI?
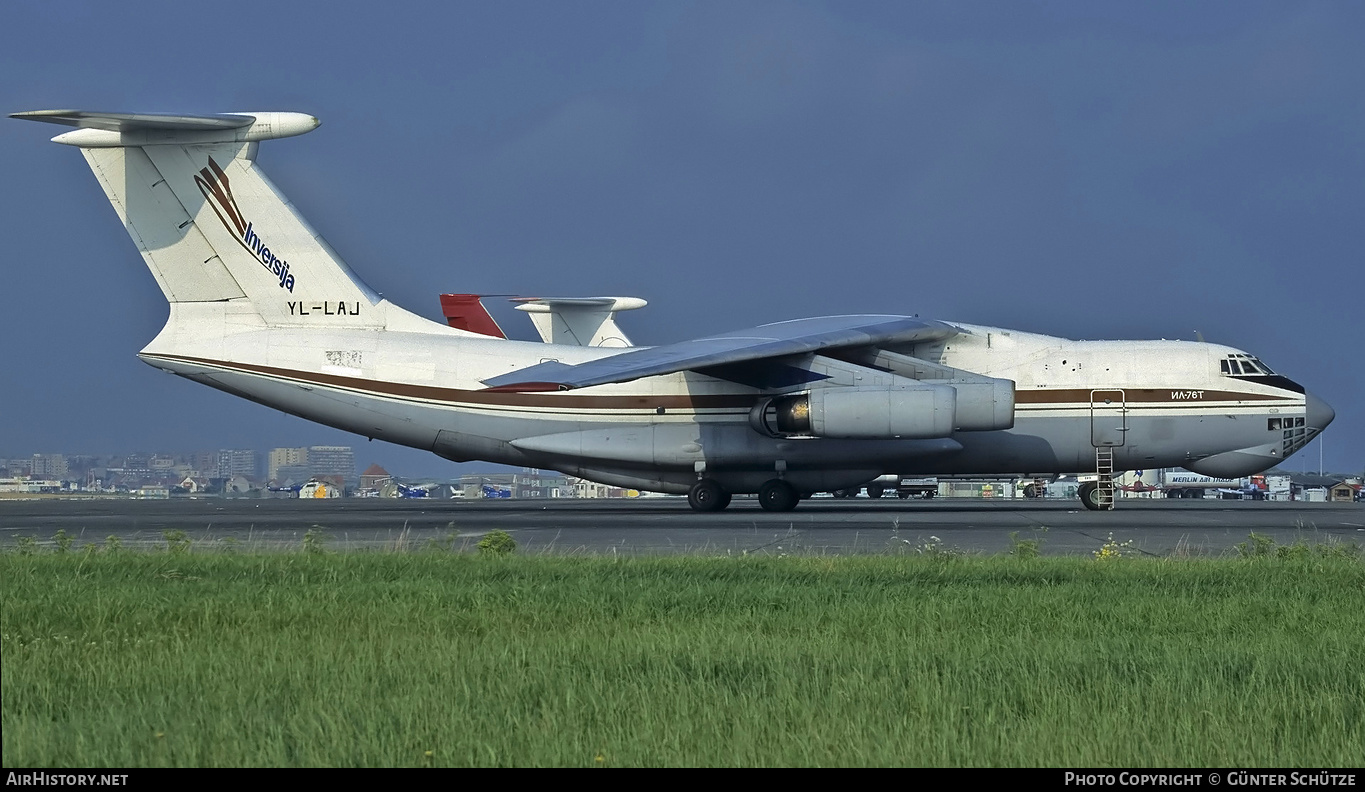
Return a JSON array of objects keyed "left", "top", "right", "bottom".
[{"left": 482, "top": 314, "right": 959, "bottom": 391}]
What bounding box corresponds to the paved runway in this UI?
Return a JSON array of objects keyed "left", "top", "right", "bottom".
[{"left": 2, "top": 496, "right": 1362, "bottom": 556}]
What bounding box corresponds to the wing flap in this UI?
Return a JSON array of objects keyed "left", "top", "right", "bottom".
[{"left": 482, "top": 315, "right": 959, "bottom": 390}]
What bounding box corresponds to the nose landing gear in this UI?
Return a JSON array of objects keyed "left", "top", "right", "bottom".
[{"left": 1078, "top": 481, "right": 1115, "bottom": 511}]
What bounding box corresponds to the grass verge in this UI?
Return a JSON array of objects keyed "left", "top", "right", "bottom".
[{"left": 2, "top": 548, "right": 1362, "bottom": 766}]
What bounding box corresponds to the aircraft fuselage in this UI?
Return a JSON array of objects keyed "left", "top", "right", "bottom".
[{"left": 138, "top": 303, "right": 1328, "bottom": 496}]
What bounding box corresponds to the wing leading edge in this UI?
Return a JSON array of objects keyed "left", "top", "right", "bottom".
[{"left": 481, "top": 314, "right": 960, "bottom": 391}]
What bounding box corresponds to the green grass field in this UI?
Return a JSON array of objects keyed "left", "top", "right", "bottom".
[{"left": 2, "top": 541, "right": 1362, "bottom": 767}]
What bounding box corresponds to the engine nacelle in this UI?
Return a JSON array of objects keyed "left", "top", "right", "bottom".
[
  {"left": 750, "top": 384, "right": 957, "bottom": 439},
  {"left": 750, "top": 379, "right": 1015, "bottom": 439},
  {"left": 945, "top": 379, "right": 1015, "bottom": 431}
]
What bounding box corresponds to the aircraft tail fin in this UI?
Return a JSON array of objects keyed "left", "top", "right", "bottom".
[
  {"left": 12, "top": 110, "right": 383, "bottom": 327},
  {"left": 439, "top": 294, "right": 507, "bottom": 338}
]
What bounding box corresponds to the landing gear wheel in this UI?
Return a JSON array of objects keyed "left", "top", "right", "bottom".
[
  {"left": 1078, "top": 481, "right": 1104, "bottom": 511},
  {"left": 865, "top": 485, "right": 885, "bottom": 499},
  {"left": 1023, "top": 484, "right": 1039, "bottom": 499},
  {"left": 758, "top": 480, "right": 799, "bottom": 512},
  {"left": 688, "top": 479, "right": 728, "bottom": 512}
]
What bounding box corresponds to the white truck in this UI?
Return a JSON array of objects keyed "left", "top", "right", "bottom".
[{"left": 834, "top": 474, "right": 939, "bottom": 499}]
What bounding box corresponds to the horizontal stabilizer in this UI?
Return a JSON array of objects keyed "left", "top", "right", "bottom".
[
  {"left": 512, "top": 296, "right": 646, "bottom": 347},
  {"left": 482, "top": 314, "right": 959, "bottom": 391},
  {"left": 11, "top": 110, "right": 254, "bottom": 132},
  {"left": 11, "top": 109, "right": 319, "bottom": 147}
]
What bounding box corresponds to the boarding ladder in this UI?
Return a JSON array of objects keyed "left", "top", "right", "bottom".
[{"left": 1095, "top": 446, "right": 1115, "bottom": 510}]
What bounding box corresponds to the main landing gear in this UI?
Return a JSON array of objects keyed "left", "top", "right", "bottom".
[
  {"left": 757, "top": 479, "right": 799, "bottom": 512},
  {"left": 687, "top": 478, "right": 731, "bottom": 512},
  {"left": 686, "top": 478, "right": 801, "bottom": 512}
]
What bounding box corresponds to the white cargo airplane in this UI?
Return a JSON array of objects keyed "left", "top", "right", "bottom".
[{"left": 12, "top": 109, "right": 1336, "bottom": 512}]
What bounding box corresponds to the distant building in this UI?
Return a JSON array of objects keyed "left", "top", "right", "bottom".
[
  {"left": 268, "top": 447, "right": 310, "bottom": 481},
  {"left": 308, "top": 446, "right": 354, "bottom": 482},
  {"left": 31, "top": 453, "right": 68, "bottom": 479},
  {"left": 218, "top": 449, "right": 259, "bottom": 480},
  {"left": 359, "top": 464, "right": 391, "bottom": 490},
  {"left": 273, "top": 465, "right": 313, "bottom": 485},
  {"left": 191, "top": 451, "right": 221, "bottom": 478},
  {"left": 0, "top": 478, "right": 62, "bottom": 493},
  {"left": 1288, "top": 474, "right": 1347, "bottom": 502},
  {"left": 514, "top": 469, "right": 571, "bottom": 498},
  {"left": 571, "top": 478, "right": 630, "bottom": 498},
  {"left": 65, "top": 455, "right": 97, "bottom": 477},
  {"left": 1329, "top": 482, "right": 1356, "bottom": 503},
  {"left": 178, "top": 476, "right": 208, "bottom": 494}
]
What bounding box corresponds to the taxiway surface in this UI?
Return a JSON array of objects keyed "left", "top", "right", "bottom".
[{"left": 2, "top": 497, "right": 1361, "bottom": 556}]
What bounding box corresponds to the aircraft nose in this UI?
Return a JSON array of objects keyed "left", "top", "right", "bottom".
[{"left": 1306, "top": 391, "right": 1335, "bottom": 432}]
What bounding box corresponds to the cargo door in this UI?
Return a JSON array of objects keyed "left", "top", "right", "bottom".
[{"left": 1090, "top": 389, "right": 1127, "bottom": 447}]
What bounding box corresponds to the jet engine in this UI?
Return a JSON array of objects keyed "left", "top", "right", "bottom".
[
  {"left": 941, "top": 379, "right": 1015, "bottom": 432},
  {"left": 749, "top": 380, "right": 1014, "bottom": 439}
]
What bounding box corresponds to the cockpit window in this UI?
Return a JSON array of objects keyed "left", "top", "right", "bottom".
[{"left": 1220, "top": 354, "right": 1275, "bottom": 377}]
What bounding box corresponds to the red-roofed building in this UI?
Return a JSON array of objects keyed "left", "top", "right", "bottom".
[{"left": 360, "top": 464, "right": 391, "bottom": 490}]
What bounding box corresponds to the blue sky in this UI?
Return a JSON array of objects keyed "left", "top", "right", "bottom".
[{"left": 2, "top": 1, "right": 1360, "bottom": 476}]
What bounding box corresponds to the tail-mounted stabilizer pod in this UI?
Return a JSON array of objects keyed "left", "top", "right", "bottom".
[
  {"left": 12, "top": 110, "right": 320, "bottom": 147},
  {"left": 512, "top": 296, "right": 646, "bottom": 347}
]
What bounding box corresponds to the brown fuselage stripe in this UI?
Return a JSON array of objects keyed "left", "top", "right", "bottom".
[
  {"left": 1014, "top": 388, "right": 1290, "bottom": 404},
  {"left": 151, "top": 354, "right": 760, "bottom": 410},
  {"left": 152, "top": 354, "right": 1297, "bottom": 411}
]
